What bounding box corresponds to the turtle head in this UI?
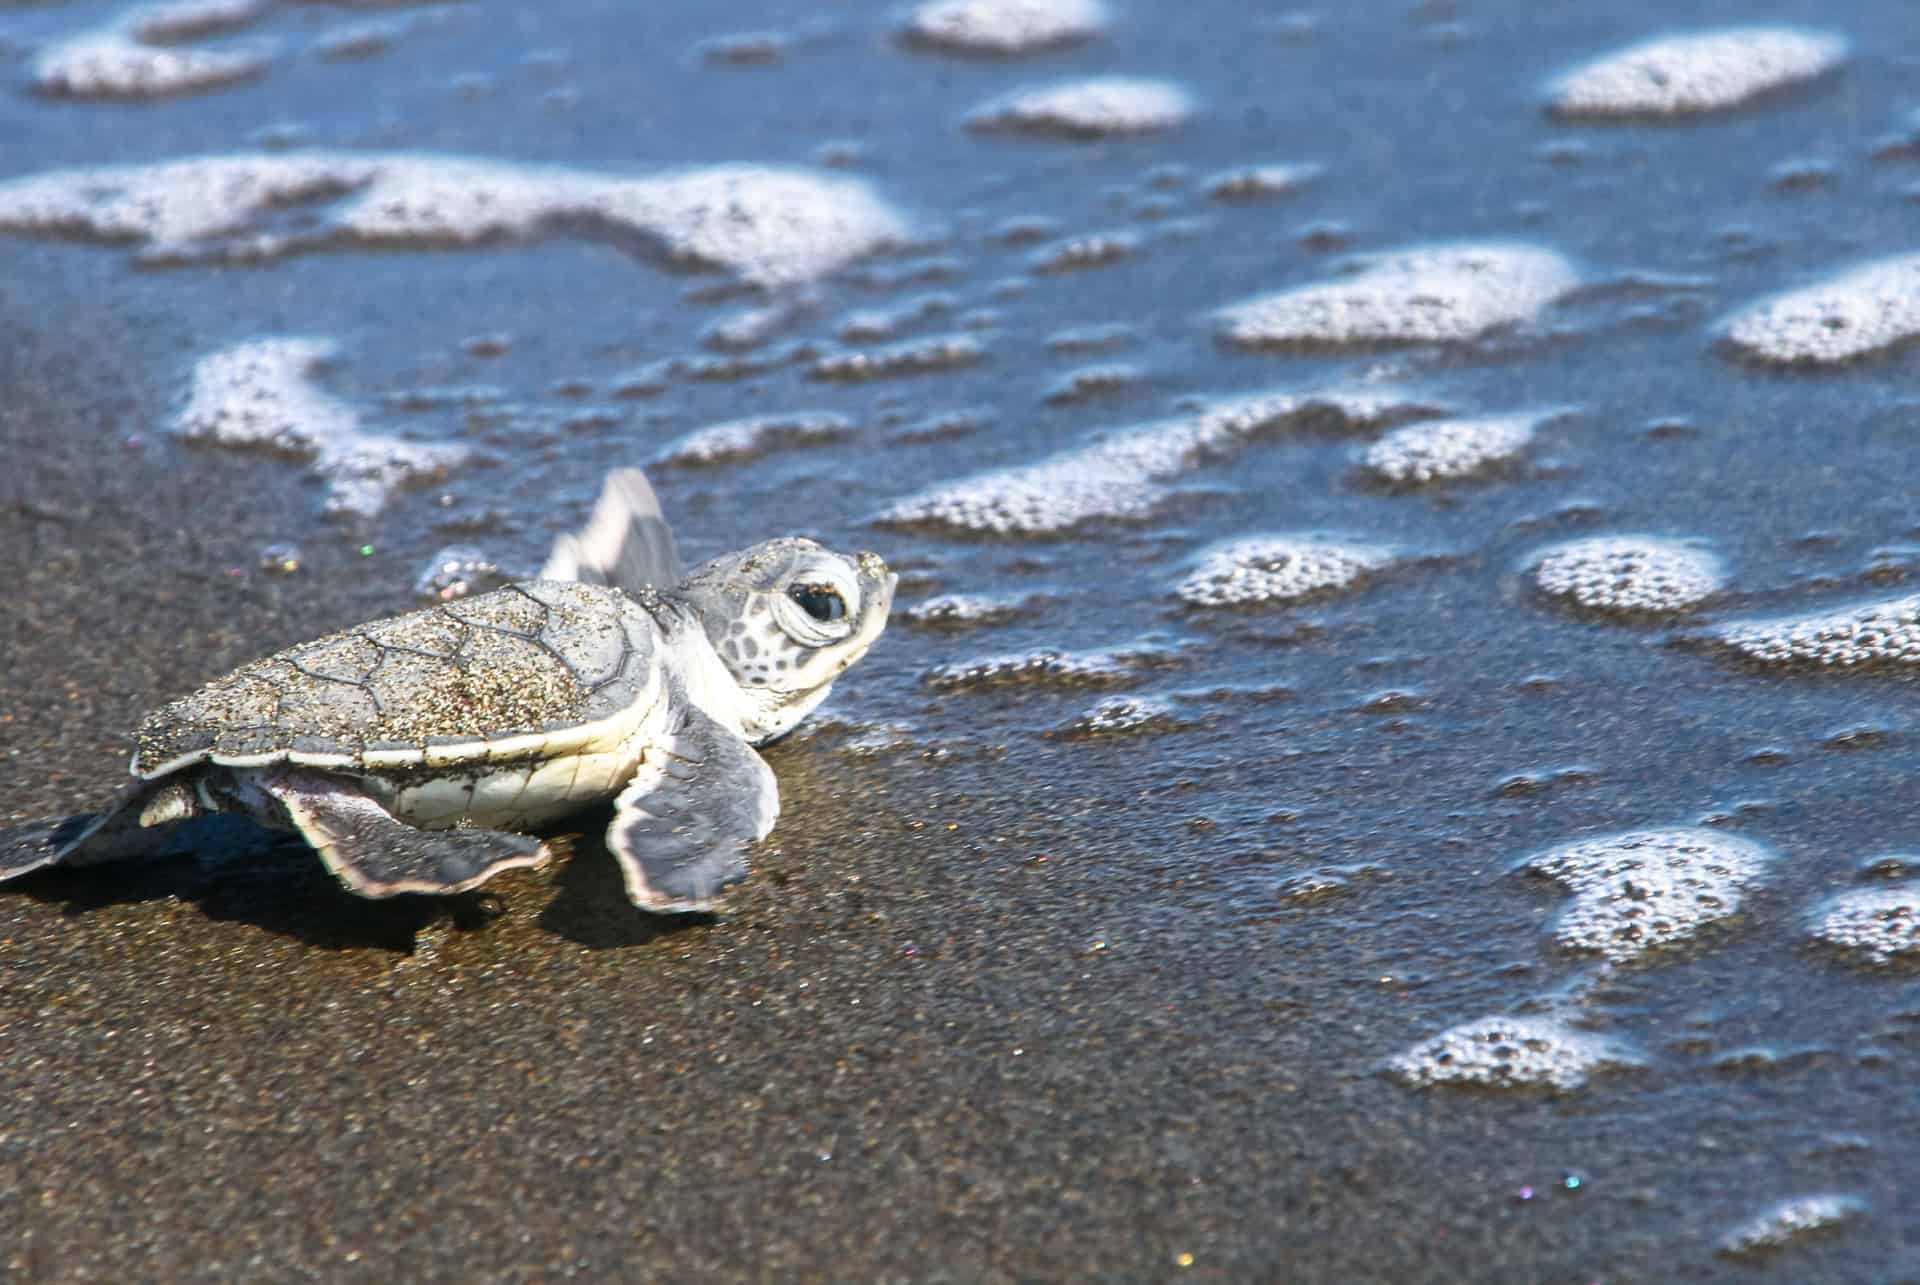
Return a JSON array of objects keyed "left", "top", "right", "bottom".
[{"left": 674, "top": 536, "right": 896, "bottom": 743}]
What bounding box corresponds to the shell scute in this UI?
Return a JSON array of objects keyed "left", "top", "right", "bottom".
[
  {"left": 359, "top": 610, "right": 464, "bottom": 660},
  {"left": 270, "top": 674, "right": 380, "bottom": 736},
  {"left": 214, "top": 725, "right": 284, "bottom": 761},
  {"left": 132, "top": 581, "right": 652, "bottom": 777},
  {"left": 443, "top": 583, "right": 549, "bottom": 636},
  {"left": 283, "top": 633, "right": 383, "bottom": 686}
]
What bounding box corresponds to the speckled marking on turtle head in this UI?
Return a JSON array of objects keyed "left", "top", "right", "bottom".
[{"left": 674, "top": 536, "right": 896, "bottom": 741}]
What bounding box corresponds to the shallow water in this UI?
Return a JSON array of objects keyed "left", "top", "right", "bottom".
[{"left": 4, "top": 0, "right": 1920, "bottom": 1279}]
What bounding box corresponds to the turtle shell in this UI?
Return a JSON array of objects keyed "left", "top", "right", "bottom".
[{"left": 132, "top": 580, "right": 666, "bottom": 779}]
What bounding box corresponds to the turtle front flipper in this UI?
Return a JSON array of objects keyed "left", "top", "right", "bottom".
[
  {"left": 541, "top": 467, "right": 685, "bottom": 594},
  {"left": 610, "top": 705, "right": 779, "bottom": 913},
  {"left": 260, "top": 768, "right": 556, "bottom": 898}
]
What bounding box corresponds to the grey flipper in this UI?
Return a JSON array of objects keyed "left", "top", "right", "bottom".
[
  {"left": 0, "top": 813, "right": 106, "bottom": 879},
  {"left": 0, "top": 778, "right": 201, "bottom": 879},
  {"left": 260, "top": 768, "right": 556, "bottom": 897},
  {"left": 541, "top": 468, "right": 685, "bottom": 595},
  {"left": 609, "top": 705, "right": 779, "bottom": 913}
]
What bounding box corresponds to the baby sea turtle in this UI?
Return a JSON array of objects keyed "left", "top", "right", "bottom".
[{"left": 0, "top": 470, "right": 895, "bottom": 913}]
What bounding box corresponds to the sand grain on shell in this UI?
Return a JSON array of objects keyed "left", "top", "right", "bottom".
[
  {"left": 1519, "top": 827, "right": 1772, "bottom": 964},
  {"left": 175, "top": 337, "right": 468, "bottom": 518},
  {"left": 1218, "top": 244, "right": 1578, "bottom": 349},
  {"left": 1721, "top": 254, "right": 1920, "bottom": 365},
  {"left": 1385, "top": 1015, "right": 1643, "bottom": 1093},
  {"left": 1549, "top": 28, "right": 1846, "bottom": 119}
]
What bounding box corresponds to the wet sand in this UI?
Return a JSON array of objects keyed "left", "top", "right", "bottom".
[
  {"left": 3, "top": 290, "right": 1891, "bottom": 1285},
  {"left": 0, "top": 292, "right": 1692, "bottom": 1283},
  {"left": 7, "top": 1, "right": 1920, "bottom": 1279}
]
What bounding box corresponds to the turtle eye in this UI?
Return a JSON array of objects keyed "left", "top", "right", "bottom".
[{"left": 788, "top": 583, "right": 846, "bottom": 623}]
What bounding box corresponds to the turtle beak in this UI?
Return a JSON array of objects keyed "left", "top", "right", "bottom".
[{"left": 853, "top": 552, "right": 896, "bottom": 609}]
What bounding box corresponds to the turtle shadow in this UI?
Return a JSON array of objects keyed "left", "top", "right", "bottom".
[
  {"left": 8, "top": 811, "right": 705, "bottom": 952},
  {"left": 11, "top": 815, "right": 462, "bottom": 953},
  {"left": 537, "top": 805, "right": 712, "bottom": 950}
]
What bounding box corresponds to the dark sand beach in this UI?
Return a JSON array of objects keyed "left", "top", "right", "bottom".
[{"left": 5, "top": 1, "right": 1920, "bottom": 1280}]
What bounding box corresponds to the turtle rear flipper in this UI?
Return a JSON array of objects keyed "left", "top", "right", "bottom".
[
  {"left": 608, "top": 704, "right": 779, "bottom": 914},
  {"left": 0, "top": 779, "right": 202, "bottom": 879},
  {"left": 0, "top": 813, "right": 105, "bottom": 879},
  {"left": 261, "top": 768, "right": 556, "bottom": 898}
]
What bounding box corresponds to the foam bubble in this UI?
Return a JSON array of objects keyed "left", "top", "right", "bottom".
[
  {"left": 1518, "top": 827, "right": 1773, "bottom": 963},
  {"left": 412, "top": 545, "right": 508, "bottom": 602},
  {"left": 0, "top": 154, "right": 368, "bottom": 258},
  {"left": 1872, "top": 108, "right": 1920, "bottom": 162},
  {"left": 877, "top": 387, "right": 1432, "bottom": 535},
  {"left": 1046, "top": 322, "right": 1136, "bottom": 353},
  {"left": 1807, "top": 885, "right": 1920, "bottom": 965},
  {"left": 925, "top": 646, "right": 1154, "bottom": 691},
  {"left": 836, "top": 294, "right": 954, "bottom": 343},
  {"left": 1549, "top": 29, "right": 1846, "bottom": 119},
  {"left": 258, "top": 541, "right": 303, "bottom": 574},
  {"left": 590, "top": 166, "right": 907, "bottom": 286},
  {"left": 132, "top": 0, "right": 266, "bottom": 42},
  {"left": 703, "top": 300, "right": 807, "bottom": 351},
  {"left": 1204, "top": 164, "right": 1322, "bottom": 202},
  {"left": 653, "top": 411, "right": 852, "bottom": 467},
  {"left": 1720, "top": 255, "right": 1920, "bottom": 366},
  {"left": 1029, "top": 232, "right": 1138, "bottom": 274},
  {"left": 35, "top": 0, "right": 272, "bottom": 98},
  {"left": 1176, "top": 535, "right": 1391, "bottom": 607},
  {"left": 901, "top": 0, "right": 1107, "bottom": 53},
  {"left": 1363, "top": 412, "right": 1538, "bottom": 484},
  {"left": 966, "top": 78, "right": 1192, "bottom": 137},
  {"left": 0, "top": 154, "right": 907, "bottom": 286},
  {"left": 1713, "top": 595, "right": 1920, "bottom": 668},
  {"left": 1057, "top": 694, "right": 1183, "bottom": 735},
  {"left": 1532, "top": 536, "right": 1724, "bottom": 614},
  {"left": 810, "top": 333, "right": 985, "bottom": 381},
  {"left": 1218, "top": 243, "right": 1578, "bottom": 349},
  {"left": 889, "top": 408, "right": 988, "bottom": 444},
  {"left": 1717, "top": 1195, "right": 1866, "bottom": 1260},
  {"left": 1042, "top": 363, "right": 1143, "bottom": 405},
  {"left": 901, "top": 592, "right": 1029, "bottom": 628},
  {"left": 312, "top": 21, "right": 399, "bottom": 62},
  {"left": 698, "top": 31, "right": 787, "bottom": 66},
  {"left": 829, "top": 719, "right": 923, "bottom": 757},
  {"left": 1385, "top": 1015, "right": 1643, "bottom": 1092},
  {"left": 175, "top": 337, "right": 467, "bottom": 518}
]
